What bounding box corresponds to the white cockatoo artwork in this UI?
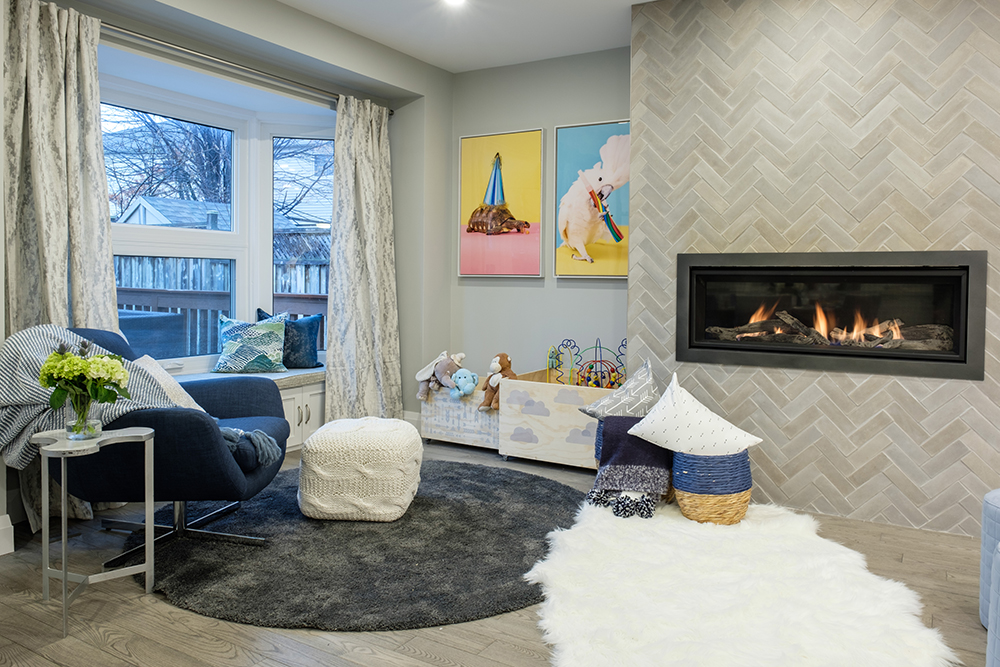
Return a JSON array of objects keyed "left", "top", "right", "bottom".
[{"left": 557, "top": 134, "right": 630, "bottom": 263}]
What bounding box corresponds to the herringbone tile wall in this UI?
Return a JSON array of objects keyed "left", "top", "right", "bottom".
[{"left": 630, "top": 0, "right": 1000, "bottom": 535}]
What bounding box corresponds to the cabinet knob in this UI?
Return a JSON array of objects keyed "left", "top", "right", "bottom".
[
  {"left": 297, "top": 406, "right": 303, "bottom": 426},
  {"left": 305, "top": 404, "right": 311, "bottom": 424}
]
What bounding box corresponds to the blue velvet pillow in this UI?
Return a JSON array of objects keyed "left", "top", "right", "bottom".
[{"left": 257, "top": 308, "right": 323, "bottom": 369}]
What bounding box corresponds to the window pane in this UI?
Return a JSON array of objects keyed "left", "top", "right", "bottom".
[
  {"left": 102, "top": 103, "right": 233, "bottom": 227},
  {"left": 272, "top": 137, "right": 333, "bottom": 349},
  {"left": 115, "top": 255, "right": 234, "bottom": 358}
]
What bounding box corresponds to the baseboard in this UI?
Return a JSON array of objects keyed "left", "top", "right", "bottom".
[
  {"left": 403, "top": 410, "right": 421, "bottom": 434},
  {"left": 0, "top": 514, "right": 12, "bottom": 556}
]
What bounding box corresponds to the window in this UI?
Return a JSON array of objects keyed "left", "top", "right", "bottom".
[
  {"left": 272, "top": 137, "right": 334, "bottom": 348},
  {"left": 98, "top": 50, "right": 336, "bottom": 368},
  {"left": 102, "top": 104, "right": 233, "bottom": 226},
  {"left": 115, "top": 255, "right": 234, "bottom": 357}
]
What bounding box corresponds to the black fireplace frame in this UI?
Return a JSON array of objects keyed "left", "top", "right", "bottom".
[{"left": 676, "top": 251, "right": 987, "bottom": 381}]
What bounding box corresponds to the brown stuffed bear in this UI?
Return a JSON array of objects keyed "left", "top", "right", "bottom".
[
  {"left": 415, "top": 351, "right": 466, "bottom": 401},
  {"left": 478, "top": 353, "right": 517, "bottom": 412}
]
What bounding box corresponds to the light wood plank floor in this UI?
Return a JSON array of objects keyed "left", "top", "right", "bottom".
[{"left": 0, "top": 441, "right": 986, "bottom": 666}]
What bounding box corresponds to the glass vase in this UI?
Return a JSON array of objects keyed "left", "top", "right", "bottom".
[{"left": 66, "top": 396, "right": 101, "bottom": 440}]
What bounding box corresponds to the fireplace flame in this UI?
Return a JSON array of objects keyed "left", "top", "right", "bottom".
[
  {"left": 850, "top": 312, "right": 868, "bottom": 342},
  {"left": 750, "top": 301, "right": 778, "bottom": 323},
  {"left": 737, "top": 301, "right": 780, "bottom": 340},
  {"left": 889, "top": 320, "right": 903, "bottom": 339},
  {"left": 812, "top": 303, "right": 833, "bottom": 340}
]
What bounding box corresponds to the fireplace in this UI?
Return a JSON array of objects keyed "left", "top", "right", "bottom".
[{"left": 676, "top": 251, "right": 987, "bottom": 380}]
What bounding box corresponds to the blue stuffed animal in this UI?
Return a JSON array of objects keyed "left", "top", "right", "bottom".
[{"left": 450, "top": 369, "right": 479, "bottom": 399}]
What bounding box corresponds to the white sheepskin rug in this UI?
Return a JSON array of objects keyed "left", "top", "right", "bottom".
[{"left": 525, "top": 502, "right": 959, "bottom": 667}]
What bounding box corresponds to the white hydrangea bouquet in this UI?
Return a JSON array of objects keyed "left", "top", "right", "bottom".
[{"left": 38, "top": 340, "right": 131, "bottom": 439}]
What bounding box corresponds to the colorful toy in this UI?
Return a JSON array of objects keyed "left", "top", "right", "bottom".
[
  {"left": 478, "top": 353, "right": 517, "bottom": 412},
  {"left": 546, "top": 338, "right": 627, "bottom": 389},
  {"left": 450, "top": 369, "right": 480, "bottom": 399}
]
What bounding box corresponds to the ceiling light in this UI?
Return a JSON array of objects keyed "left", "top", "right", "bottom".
[{"left": 443, "top": 0, "right": 465, "bottom": 6}]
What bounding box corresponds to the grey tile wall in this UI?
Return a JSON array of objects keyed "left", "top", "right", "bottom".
[{"left": 630, "top": 0, "right": 1000, "bottom": 535}]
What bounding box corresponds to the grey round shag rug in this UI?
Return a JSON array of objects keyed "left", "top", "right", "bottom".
[{"left": 123, "top": 459, "right": 585, "bottom": 632}]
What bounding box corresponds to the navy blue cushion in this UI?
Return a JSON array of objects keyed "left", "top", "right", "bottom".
[
  {"left": 69, "top": 328, "right": 138, "bottom": 360},
  {"left": 256, "top": 308, "right": 323, "bottom": 369}
]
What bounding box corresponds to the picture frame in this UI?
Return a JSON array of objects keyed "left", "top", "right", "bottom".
[
  {"left": 553, "top": 120, "right": 630, "bottom": 278},
  {"left": 459, "top": 129, "right": 543, "bottom": 277}
]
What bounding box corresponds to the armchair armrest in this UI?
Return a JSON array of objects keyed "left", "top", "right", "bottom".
[{"left": 180, "top": 376, "right": 284, "bottom": 419}]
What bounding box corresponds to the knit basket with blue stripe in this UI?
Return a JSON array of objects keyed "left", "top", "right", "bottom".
[{"left": 673, "top": 450, "right": 752, "bottom": 525}]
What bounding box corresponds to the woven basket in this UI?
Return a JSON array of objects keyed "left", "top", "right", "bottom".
[
  {"left": 675, "top": 488, "right": 752, "bottom": 525},
  {"left": 672, "top": 450, "right": 752, "bottom": 525}
]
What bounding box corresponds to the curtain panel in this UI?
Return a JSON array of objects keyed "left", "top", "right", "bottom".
[
  {"left": 4, "top": 0, "right": 121, "bottom": 530},
  {"left": 325, "top": 96, "right": 403, "bottom": 420},
  {"left": 4, "top": 0, "right": 118, "bottom": 335}
]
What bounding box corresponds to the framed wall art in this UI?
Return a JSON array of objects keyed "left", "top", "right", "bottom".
[
  {"left": 554, "top": 120, "right": 630, "bottom": 278},
  {"left": 459, "top": 129, "right": 542, "bottom": 277}
]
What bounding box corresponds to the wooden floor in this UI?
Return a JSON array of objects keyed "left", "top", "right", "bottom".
[{"left": 0, "top": 441, "right": 987, "bottom": 666}]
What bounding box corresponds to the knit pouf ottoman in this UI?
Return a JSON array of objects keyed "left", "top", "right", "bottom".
[{"left": 298, "top": 417, "right": 423, "bottom": 522}]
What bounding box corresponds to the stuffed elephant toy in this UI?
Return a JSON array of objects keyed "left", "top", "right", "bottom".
[{"left": 450, "top": 369, "right": 479, "bottom": 399}]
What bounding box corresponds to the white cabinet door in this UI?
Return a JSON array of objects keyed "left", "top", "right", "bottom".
[
  {"left": 301, "top": 384, "right": 325, "bottom": 441},
  {"left": 281, "top": 392, "right": 304, "bottom": 449},
  {"left": 280, "top": 382, "right": 326, "bottom": 450}
]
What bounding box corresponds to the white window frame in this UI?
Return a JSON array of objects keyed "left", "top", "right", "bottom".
[{"left": 101, "top": 76, "right": 336, "bottom": 373}]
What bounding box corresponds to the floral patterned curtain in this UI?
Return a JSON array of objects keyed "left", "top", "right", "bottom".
[
  {"left": 325, "top": 97, "right": 403, "bottom": 420},
  {"left": 4, "top": 0, "right": 121, "bottom": 530}
]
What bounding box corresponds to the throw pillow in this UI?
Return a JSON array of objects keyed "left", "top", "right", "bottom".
[
  {"left": 579, "top": 359, "right": 661, "bottom": 420},
  {"left": 133, "top": 355, "right": 206, "bottom": 412},
  {"left": 628, "top": 373, "right": 762, "bottom": 455},
  {"left": 256, "top": 308, "right": 323, "bottom": 369},
  {"left": 212, "top": 313, "right": 288, "bottom": 373}
]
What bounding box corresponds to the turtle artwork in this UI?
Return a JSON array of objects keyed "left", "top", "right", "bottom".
[{"left": 466, "top": 153, "right": 531, "bottom": 236}]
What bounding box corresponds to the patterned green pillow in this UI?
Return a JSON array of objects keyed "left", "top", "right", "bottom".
[{"left": 212, "top": 313, "right": 289, "bottom": 373}]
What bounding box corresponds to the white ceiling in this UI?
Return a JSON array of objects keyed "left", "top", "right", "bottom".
[{"left": 274, "top": 0, "right": 641, "bottom": 74}]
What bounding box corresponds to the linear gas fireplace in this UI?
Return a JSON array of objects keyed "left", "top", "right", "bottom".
[{"left": 676, "top": 251, "right": 987, "bottom": 380}]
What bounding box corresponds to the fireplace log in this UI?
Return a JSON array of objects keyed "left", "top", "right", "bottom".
[
  {"left": 736, "top": 333, "right": 810, "bottom": 344},
  {"left": 899, "top": 324, "right": 954, "bottom": 342},
  {"left": 774, "top": 311, "right": 828, "bottom": 345},
  {"left": 706, "top": 319, "right": 785, "bottom": 341}
]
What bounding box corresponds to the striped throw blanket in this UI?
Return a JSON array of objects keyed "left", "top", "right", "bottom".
[
  {"left": 0, "top": 325, "right": 179, "bottom": 469},
  {"left": 0, "top": 324, "right": 280, "bottom": 470}
]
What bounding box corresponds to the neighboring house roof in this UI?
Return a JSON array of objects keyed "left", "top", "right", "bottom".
[
  {"left": 115, "top": 195, "right": 328, "bottom": 263},
  {"left": 117, "top": 196, "right": 235, "bottom": 230}
]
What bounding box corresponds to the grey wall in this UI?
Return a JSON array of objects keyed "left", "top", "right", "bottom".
[
  {"left": 50, "top": 0, "right": 632, "bottom": 417},
  {"left": 630, "top": 0, "right": 1000, "bottom": 535},
  {"left": 447, "top": 48, "right": 631, "bottom": 403}
]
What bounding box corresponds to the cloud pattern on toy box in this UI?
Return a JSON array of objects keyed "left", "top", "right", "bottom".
[
  {"left": 511, "top": 427, "right": 538, "bottom": 443},
  {"left": 521, "top": 399, "right": 550, "bottom": 417},
  {"left": 628, "top": 373, "right": 762, "bottom": 456},
  {"left": 579, "top": 359, "right": 660, "bottom": 420},
  {"left": 554, "top": 388, "right": 585, "bottom": 405}
]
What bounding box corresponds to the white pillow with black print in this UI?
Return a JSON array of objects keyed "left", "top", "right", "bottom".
[
  {"left": 134, "top": 355, "right": 206, "bottom": 412},
  {"left": 628, "top": 373, "right": 761, "bottom": 455}
]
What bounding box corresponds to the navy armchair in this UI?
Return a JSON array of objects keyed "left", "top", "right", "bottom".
[{"left": 55, "top": 328, "right": 290, "bottom": 566}]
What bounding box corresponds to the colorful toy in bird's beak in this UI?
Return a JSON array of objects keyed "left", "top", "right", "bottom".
[{"left": 576, "top": 170, "right": 623, "bottom": 243}]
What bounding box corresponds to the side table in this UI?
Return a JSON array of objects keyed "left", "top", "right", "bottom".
[{"left": 31, "top": 426, "right": 155, "bottom": 637}]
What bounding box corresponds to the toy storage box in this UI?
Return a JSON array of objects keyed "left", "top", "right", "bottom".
[{"left": 419, "top": 369, "right": 612, "bottom": 470}]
